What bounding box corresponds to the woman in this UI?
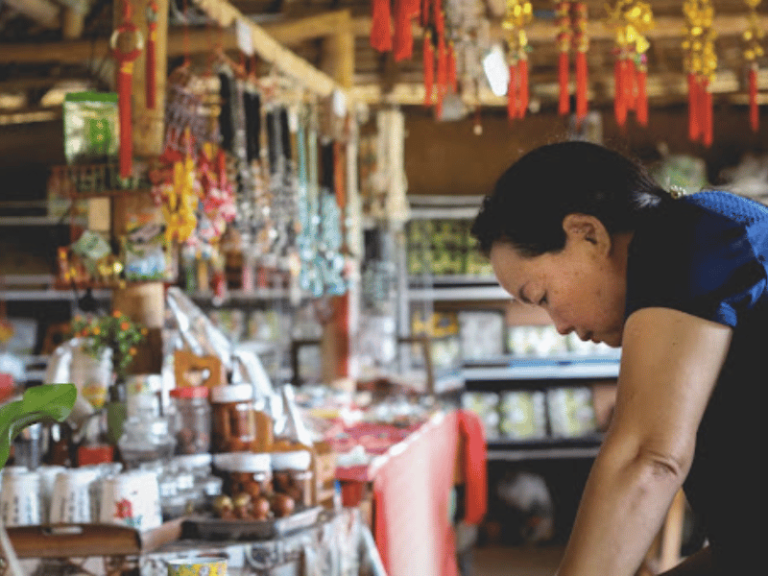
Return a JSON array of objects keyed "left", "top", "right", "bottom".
[{"left": 472, "top": 141, "right": 768, "bottom": 576}]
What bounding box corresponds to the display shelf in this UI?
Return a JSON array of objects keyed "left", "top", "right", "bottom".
[
  {"left": 189, "top": 288, "right": 302, "bottom": 305},
  {"left": 0, "top": 289, "right": 111, "bottom": 301},
  {"left": 408, "top": 285, "right": 510, "bottom": 301},
  {"left": 0, "top": 216, "right": 86, "bottom": 227},
  {"left": 486, "top": 436, "right": 603, "bottom": 461},
  {"left": 463, "top": 353, "right": 620, "bottom": 382}
]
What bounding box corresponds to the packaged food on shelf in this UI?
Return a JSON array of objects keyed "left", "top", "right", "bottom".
[
  {"left": 459, "top": 311, "right": 505, "bottom": 360},
  {"left": 499, "top": 391, "right": 548, "bottom": 441},
  {"left": 547, "top": 387, "right": 598, "bottom": 438},
  {"left": 461, "top": 392, "right": 501, "bottom": 440}
]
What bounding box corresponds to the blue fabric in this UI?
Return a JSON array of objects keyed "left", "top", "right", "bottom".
[{"left": 625, "top": 190, "right": 768, "bottom": 574}]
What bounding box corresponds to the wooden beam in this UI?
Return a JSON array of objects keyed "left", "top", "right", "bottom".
[
  {"left": 351, "top": 13, "right": 768, "bottom": 43},
  {"left": 193, "top": 0, "right": 347, "bottom": 98},
  {"left": 351, "top": 68, "right": 768, "bottom": 107},
  {"left": 4, "top": 0, "right": 60, "bottom": 29},
  {"left": 0, "top": 10, "right": 353, "bottom": 64}
]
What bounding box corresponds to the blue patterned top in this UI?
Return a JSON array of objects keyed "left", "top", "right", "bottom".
[{"left": 625, "top": 190, "right": 768, "bottom": 573}]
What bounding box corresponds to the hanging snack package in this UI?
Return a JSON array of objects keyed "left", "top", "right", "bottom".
[
  {"left": 122, "top": 223, "right": 173, "bottom": 281},
  {"left": 71, "top": 230, "right": 112, "bottom": 276},
  {"left": 63, "top": 92, "right": 119, "bottom": 165}
]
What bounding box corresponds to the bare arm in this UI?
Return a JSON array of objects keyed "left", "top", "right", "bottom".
[{"left": 556, "top": 307, "right": 732, "bottom": 576}]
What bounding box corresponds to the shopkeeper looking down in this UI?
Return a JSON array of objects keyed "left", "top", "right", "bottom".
[{"left": 472, "top": 141, "right": 768, "bottom": 576}]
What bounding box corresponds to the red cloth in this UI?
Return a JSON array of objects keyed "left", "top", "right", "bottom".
[
  {"left": 372, "top": 412, "right": 460, "bottom": 576},
  {"left": 457, "top": 409, "right": 487, "bottom": 525}
]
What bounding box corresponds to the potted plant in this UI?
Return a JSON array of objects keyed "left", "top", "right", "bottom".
[{"left": 0, "top": 383, "right": 77, "bottom": 575}]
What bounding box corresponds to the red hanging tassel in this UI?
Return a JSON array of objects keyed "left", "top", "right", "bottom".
[
  {"left": 371, "top": 0, "right": 393, "bottom": 52},
  {"left": 749, "top": 64, "right": 759, "bottom": 133},
  {"left": 615, "top": 58, "right": 627, "bottom": 128},
  {"left": 447, "top": 42, "right": 457, "bottom": 93},
  {"left": 146, "top": 0, "right": 158, "bottom": 109},
  {"left": 421, "top": 0, "right": 430, "bottom": 27},
  {"left": 423, "top": 33, "right": 434, "bottom": 107},
  {"left": 688, "top": 73, "right": 699, "bottom": 142},
  {"left": 558, "top": 51, "right": 570, "bottom": 115},
  {"left": 518, "top": 57, "right": 528, "bottom": 119},
  {"left": 507, "top": 63, "right": 518, "bottom": 121},
  {"left": 575, "top": 50, "right": 588, "bottom": 122},
  {"left": 435, "top": 35, "right": 447, "bottom": 113},
  {"left": 625, "top": 58, "right": 637, "bottom": 112},
  {"left": 393, "top": 0, "right": 412, "bottom": 61},
  {"left": 433, "top": 0, "right": 444, "bottom": 37},
  {"left": 702, "top": 79, "right": 713, "bottom": 148},
  {"left": 636, "top": 67, "right": 648, "bottom": 127}
]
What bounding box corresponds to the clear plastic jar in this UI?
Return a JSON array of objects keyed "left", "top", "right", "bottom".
[
  {"left": 213, "top": 453, "right": 272, "bottom": 500},
  {"left": 170, "top": 386, "right": 212, "bottom": 455},
  {"left": 271, "top": 451, "right": 313, "bottom": 508},
  {"left": 210, "top": 384, "right": 256, "bottom": 452},
  {"left": 118, "top": 417, "right": 176, "bottom": 468}
]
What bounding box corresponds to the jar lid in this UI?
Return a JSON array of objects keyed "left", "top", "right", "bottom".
[
  {"left": 270, "top": 450, "right": 312, "bottom": 471},
  {"left": 210, "top": 384, "right": 253, "bottom": 404},
  {"left": 174, "top": 453, "right": 213, "bottom": 470},
  {"left": 170, "top": 386, "right": 210, "bottom": 399},
  {"left": 213, "top": 452, "right": 271, "bottom": 472}
]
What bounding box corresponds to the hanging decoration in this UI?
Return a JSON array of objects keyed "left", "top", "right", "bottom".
[
  {"left": 605, "top": 1, "right": 654, "bottom": 128},
  {"left": 502, "top": 0, "right": 533, "bottom": 121},
  {"left": 571, "top": 2, "right": 589, "bottom": 122},
  {"left": 555, "top": 1, "right": 572, "bottom": 116},
  {"left": 683, "top": 0, "right": 717, "bottom": 147},
  {"left": 145, "top": 0, "right": 159, "bottom": 110},
  {"left": 445, "top": 0, "right": 489, "bottom": 102},
  {"left": 110, "top": 0, "right": 144, "bottom": 179},
  {"left": 371, "top": 0, "right": 394, "bottom": 52},
  {"left": 743, "top": 0, "right": 764, "bottom": 132},
  {"left": 394, "top": 0, "right": 421, "bottom": 60}
]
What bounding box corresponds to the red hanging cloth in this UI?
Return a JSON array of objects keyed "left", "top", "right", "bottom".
[
  {"left": 507, "top": 63, "right": 518, "bottom": 121},
  {"left": 575, "top": 50, "right": 588, "bottom": 121},
  {"left": 625, "top": 58, "right": 637, "bottom": 112},
  {"left": 615, "top": 58, "right": 627, "bottom": 128},
  {"left": 636, "top": 67, "right": 648, "bottom": 126},
  {"left": 423, "top": 33, "right": 434, "bottom": 107},
  {"left": 688, "top": 73, "right": 700, "bottom": 142},
  {"left": 393, "top": 0, "right": 412, "bottom": 60},
  {"left": 371, "top": 0, "right": 393, "bottom": 52},
  {"left": 749, "top": 64, "right": 759, "bottom": 133},
  {"left": 558, "top": 51, "right": 570, "bottom": 115},
  {"left": 702, "top": 78, "right": 713, "bottom": 148},
  {"left": 518, "top": 57, "right": 529, "bottom": 119}
]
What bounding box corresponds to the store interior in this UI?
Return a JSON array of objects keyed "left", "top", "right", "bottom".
[{"left": 0, "top": 0, "right": 768, "bottom": 574}]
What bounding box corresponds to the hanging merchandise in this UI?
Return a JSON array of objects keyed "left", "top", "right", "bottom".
[
  {"left": 502, "top": 0, "right": 533, "bottom": 121},
  {"left": 445, "top": 0, "right": 489, "bottom": 101},
  {"left": 110, "top": 0, "right": 144, "bottom": 179},
  {"left": 146, "top": 0, "right": 159, "bottom": 110},
  {"left": 605, "top": 1, "right": 654, "bottom": 128},
  {"left": 683, "top": 0, "right": 717, "bottom": 147},
  {"left": 571, "top": 2, "right": 589, "bottom": 122},
  {"left": 743, "top": 0, "right": 764, "bottom": 132},
  {"left": 394, "top": 0, "right": 421, "bottom": 61},
  {"left": 555, "top": 0, "right": 572, "bottom": 116},
  {"left": 62, "top": 92, "right": 120, "bottom": 166},
  {"left": 371, "top": 0, "right": 394, "bottom": 52}
]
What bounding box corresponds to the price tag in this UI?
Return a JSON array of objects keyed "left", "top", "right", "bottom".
[{"left": 236, "top": 19, "right": 254, "bottom": 55}]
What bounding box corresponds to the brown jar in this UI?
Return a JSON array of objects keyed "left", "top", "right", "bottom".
[
  {"left": 213, "top": 452, "right": 272, "bottom": 500},
  {"left": 271, "top": 450, "right": 313, "bottom": 508},
  {"left": 211, "top": 384, "right": 256, "bottom": 453}
]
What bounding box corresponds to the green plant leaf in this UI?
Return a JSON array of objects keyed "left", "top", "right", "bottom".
[{"left": 0, "top": 383, "right": 77, "bottom": 468}]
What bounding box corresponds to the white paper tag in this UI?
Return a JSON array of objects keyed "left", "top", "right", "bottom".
[{"left": 236, "top": 19, "right": 254, "bottom": 55}]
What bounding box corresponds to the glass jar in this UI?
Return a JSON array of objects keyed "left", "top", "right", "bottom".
[
  {"left": 170, "top": 386, "right": 212, "bottom": 455},
  {"left": 213, "top": 452, "right": 272, "bottom": 500},
  {"left": 118, "top": 416, "right": 176, "bottom": 468},
  {"left": 210, "top": 384, "right": 256, "bottom": 452},
  {"left": 271, "top": 451, "right": 313, "bottom": 508}
]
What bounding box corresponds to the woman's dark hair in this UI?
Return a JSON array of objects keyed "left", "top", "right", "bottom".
[{"left": 471, "top": 141, "right": 670, "bottom": 257}]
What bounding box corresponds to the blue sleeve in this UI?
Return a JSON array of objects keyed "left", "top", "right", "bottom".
[{"left": 625, "top": 199, "right": 768, "bottom": 328}]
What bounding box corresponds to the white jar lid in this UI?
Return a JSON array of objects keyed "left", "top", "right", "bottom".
[
  {"left": 174, "top": 453, "right": 213, "bottom": 471},
  {"left": 211, "top": 384, "right": 253, "bottom": 404},
  {"left": 213, "top": 452, "right": 271, "bottom": 472},
  {"left": 270, "top": 450, "right": 312, "bottom": 471}
]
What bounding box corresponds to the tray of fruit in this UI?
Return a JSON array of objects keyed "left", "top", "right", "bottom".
[{"left": 182, "top": 493, "right": 324, "bottom": 541}]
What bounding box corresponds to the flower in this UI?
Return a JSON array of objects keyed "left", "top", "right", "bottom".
[{"left": 70, "top": 311, "right": 147, "bottom": 382}]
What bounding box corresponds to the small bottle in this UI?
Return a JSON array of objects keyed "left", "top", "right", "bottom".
[
  {"left": 210, "top": 384, "right": 257, "bottom": 453},
  {"left": 169, "top": 386, "right": 212, "bottom": 455}
]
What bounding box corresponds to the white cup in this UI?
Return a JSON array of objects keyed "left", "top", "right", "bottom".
[
  {"left": 37, "top": 465, "right": 65, "bottom": 523},
  {"left": 100, "top": 470, "right": 161, "bottom": 531},
  {"left": 0, "top": 470, "right": 42, "bottom": 527},
  {"left": 49, "top": 469, "right": 99, "bottom": 524}
]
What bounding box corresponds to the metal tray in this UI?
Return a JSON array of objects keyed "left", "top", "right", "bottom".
[{"left": 182, "top": 506, "right": 324, "bottom": 541}]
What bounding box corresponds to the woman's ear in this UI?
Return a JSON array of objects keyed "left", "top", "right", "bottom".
[{"left": 562, "top": 213, "right": 612, "bottom": 254}]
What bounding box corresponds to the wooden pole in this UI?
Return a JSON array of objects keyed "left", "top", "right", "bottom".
[
  {"left": 111, "top": 0, "right": 170, "bottom": 375},
  {"left": 319, "top": 11, "right": 356, "bottom": 384}
]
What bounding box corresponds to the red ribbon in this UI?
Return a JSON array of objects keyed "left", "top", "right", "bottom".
[
  {"left": 749, "top": 65, "right": 759, "bottom": 133},
  {"left": 688, "top": 73, "right": 699, "bottom": 142},
  {"left": 636, "top": 68, "right": 648, "bottom": 127},
  {"left": 507, "top": 63, "right": 518, "bottom": 121},
  {"left": 575, "top": 50, "right": 588, "bottom": 122},
  {"left": 146, "top": 0, "right": 158, "bottom": 109},
  {"left": 518, "top": 58, "right": 528, "bottom": 119},
  {"left": 371, "top": 0, "right": 393, "bottom": 52}
]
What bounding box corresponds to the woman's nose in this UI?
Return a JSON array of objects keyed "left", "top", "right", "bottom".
[{"left": 553, "top": 318, "right": 573, "bottom": 336}]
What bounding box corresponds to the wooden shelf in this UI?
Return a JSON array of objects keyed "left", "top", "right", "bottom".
[{"left": 486, "top": 436, "right": 603, "bottom": 461}]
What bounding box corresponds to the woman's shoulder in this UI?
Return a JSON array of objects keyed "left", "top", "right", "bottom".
[{"left": 681, "top": 190, "right": 768, "bottom": 230}]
